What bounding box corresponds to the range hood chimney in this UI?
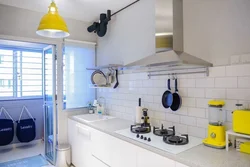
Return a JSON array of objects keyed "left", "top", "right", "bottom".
[{"left": 125, "top": 0, "right": 212, "bottom": 69}]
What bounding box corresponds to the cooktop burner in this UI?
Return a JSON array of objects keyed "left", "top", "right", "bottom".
[
  {"left": 153, "top": 125, "right": 175, "bottom": 137},
  {"left": 131, "top": 124, "right": 151, "bottom": 134},
  {"left": 163, "top": 134, "right": 189, "bottom": 145}
]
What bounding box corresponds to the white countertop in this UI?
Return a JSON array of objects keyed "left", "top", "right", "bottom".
[{"left": 69, "top": 115, "right": 250, "bottom": 167}]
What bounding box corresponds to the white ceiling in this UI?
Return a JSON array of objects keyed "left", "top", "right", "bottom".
[{"left": 0, "top": 0, "right": 137, "bottom": 22}]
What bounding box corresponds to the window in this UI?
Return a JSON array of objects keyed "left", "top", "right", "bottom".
[
  {"left": 0, "top": 48, "right": 43, "bottom": 99},
  {"left": 63, "top": 43, "right": 95, "bottom": 109}
]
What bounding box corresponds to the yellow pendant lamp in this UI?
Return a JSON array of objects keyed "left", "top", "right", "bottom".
[{"left": 36, "top": 0, "right": 70, "bottom": 38}]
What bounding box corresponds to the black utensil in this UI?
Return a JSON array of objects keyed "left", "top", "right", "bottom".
[
  {"left": 162, "top": 79, "right": 173, "bottom": 109},
  {"left": 113, "top": 69, "right": 119, "bottom": 89},
  {"left": 171, "top": 78, "right": 182, "bottom": 111}
]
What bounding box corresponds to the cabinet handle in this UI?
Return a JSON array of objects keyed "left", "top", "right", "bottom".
[{"left": 76, "top": 124, "right": 91, "bottom": 139}]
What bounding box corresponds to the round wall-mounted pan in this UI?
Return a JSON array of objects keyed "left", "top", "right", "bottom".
[
  {"left": 162, "top": 79, "right": 173, "bottom": 108},
  {"left": 171, "top": 79, "right": 182, "bottom": 111}
]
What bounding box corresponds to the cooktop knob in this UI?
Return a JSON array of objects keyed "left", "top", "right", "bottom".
[
  {"left": 140, "top": 135, "right": 143, "bottom": 139},
  {"left": 148, "top": 138, "right": 151, "bottom": 142},
  {"left": 144, "top": 137, "right": 147, "bottom": 140},
  {"left": 136, "top": 134, "right": 140, "bottom": 138}
]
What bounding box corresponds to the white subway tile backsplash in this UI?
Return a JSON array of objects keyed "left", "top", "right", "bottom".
[
  {"left": 99, "top": 63, "right": 250, "bottom": 138},
  {"left": 196, "top": 118, "right": 209, "bottom": 128},
  {"left": 142, "top": 95, "right": 154, "bottom": 103},
  {"left": 153, "top": 111, "right": 165, "bottom": 120},
  {"left": 160, "top": 121, "right": 173, "bottom": 128},
  {"left": 206, "top": 89, "right": 226, "bottom": 99},
  {"left": 182, "top": 97, "right": 196, "bottom": 107},
  {"left": 230, "top": 55, "right": 241, "bottom": 65},
  {"left": 188, "top": 88, "right": 205, "bottom": 98},
  {"left": 196, "top": 78, "right": 214, "bottom": 88},
  {"left": 224, "top": 100, "right": 238, "bottom": 110},
  {"left": 153, "top": 80, "right": 165, "bottom": 87},
  {"left": 125, "top": 107, "right": 133, "bottom": 114},
  {"left": 147, "top": 88, "right": 160, "bottom": 95},
  {"left": 188, "top": 108, "right": 206, "bottom": 118},
  {"left": 226, "top": 64, "right": 250, "bottom": 76},
  {"left": 226, "top": 110, "right": 232, "bottom": 122},
  {"left": 142, "top": 80, "right": 153, "bottom": 87},
  {"left": 146, "top": 103, "right": 160, "bottom": 111},
  {"left": 241, "top": 53, "right": 250, "bottom": 64},
  {"left": 179, "top": 79, "right": 196, "bottom": 88},
  {"left": 139, "top": 73, "right": 148, "bottom": 80},
  {"left": 174, "top": 107, "right": 188, "bottom": 115},
  {"left": 238, "top": 77, "right": 250, "bottom": 88},
  {"left": 178, "top": 88, "right": 188, "bottom": 97},
  {"left": 151, "top": 118, "right": 160, "bottom": 127},
  {"left": 165, "top": 113, "right": 180, "bottom": 123},
  {"left": 172, "top": 123, "right": 188, "bottom": 134},
  {"left": 196, "top": 98, "right": 210, "bottom": 108},
  {"left": 122, "top": 113, "right": 134, "bottom": 121},
  {"left": 226, "top": 89, "right": 250, "bottom": 100},
  {"left": 188, "top": 126, "right": 206, "bottom": 138},
  {"left": 180, "top": 116, "right": 196, "bottom": 126},
  {"left": 209, "top": 66, "right": 226, "bottom": 77},
  {"left": 137, "top": 88, "right": 148, "bottom": 95},
  {"left": 215, "top": 77, "right": 237, "bottom": 88},
  {"left": 153, "top": 96, "right": 162, "bottom": 104}
]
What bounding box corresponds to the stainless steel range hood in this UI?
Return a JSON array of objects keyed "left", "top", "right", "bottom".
[{"left": 125, "top": 0, "right": 212, "bottom": 69}]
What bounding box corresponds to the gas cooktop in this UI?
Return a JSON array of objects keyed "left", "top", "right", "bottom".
[{"left": 115, "top": 125, "right": 202, "bottom": 154}]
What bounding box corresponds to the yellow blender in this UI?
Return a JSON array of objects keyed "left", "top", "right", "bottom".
[{"left": 203, "top": 100, "right": 226, "bottom": 149}]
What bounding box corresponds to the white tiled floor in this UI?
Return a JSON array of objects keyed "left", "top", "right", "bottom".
[{"left": 0, "top": 141, "right": 44, "bottom": 163}]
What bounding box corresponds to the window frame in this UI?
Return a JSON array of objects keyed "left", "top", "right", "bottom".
[{"left": 0, "top": 46, "right": 43, "bottom": 100}]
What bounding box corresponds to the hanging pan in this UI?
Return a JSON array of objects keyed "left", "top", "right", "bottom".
[
  {"left": 171, "top": 78, "right": 182, "bottom": 111},
  {"left": 162, "top": 79, "right": 173, "bottom": 109}
]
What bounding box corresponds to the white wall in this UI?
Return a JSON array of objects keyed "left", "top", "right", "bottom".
[
  {"left": 0, "top": 4, "right": 97, "bottom": 42},
  {"left": 0, "top": 99, "right": 44, "bottom": 144},
  {"left": 97, "top": 0, "right": 155, "bottom": 66},
  {"left": 0, "top": 4, "right": 97, "bottom": 144},
  {"left": 183, "top": 0, "right": 250, "bottom": 66},
  {"left": 96, "top": 0, "right": 250, "bottom": 138}
]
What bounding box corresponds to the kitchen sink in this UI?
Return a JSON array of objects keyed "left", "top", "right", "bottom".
[{"left": 73, "top": 114, "right": 115, "bottom": 123}]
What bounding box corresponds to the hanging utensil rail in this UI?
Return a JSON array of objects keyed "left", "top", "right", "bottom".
[{"left": 148, "top": 67, "right": 209, "bottom": 78}]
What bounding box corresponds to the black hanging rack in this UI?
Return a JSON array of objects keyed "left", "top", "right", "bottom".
[{"left": 111, "top": 0, "right": 140, "bottom": 17}]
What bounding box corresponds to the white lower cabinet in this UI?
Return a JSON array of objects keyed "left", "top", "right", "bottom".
[
  {"left": 137, "top": 147, "right": 175, "bottom": 167},
  {"left": 111, "top": 138, "right": 137, "bottom": 167},
  {"left": 69, "top": 119, "right": 188, "bottom": 167},
  {"left": 68, "top": 119, "right": 78, "bottom": 166},
  {"left": 91, "top": 155, "right": 110, "bottom": 167},
  {"left": 68, "top": 119, "right": 92, "bottom": 167},
  {"left": 91, "top": 129, "right": 114, "bottom": 166},
  {"left": 175, "top": 162, "right": 189, "bottom": 167}
]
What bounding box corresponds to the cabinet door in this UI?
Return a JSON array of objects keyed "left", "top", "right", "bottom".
[
  {"left": 91, "top": 129, "right": 114, "bottom": 166},
  {"left": 91, "top": 155, "right": 110, "bottom": 167},
  {"left": 68, "top": 119, "right": 78, "bottom": 166},
  {"left": 75, "top": 123, "right": 92, "bottom": 167},
  {"left": 137, "top": 148, "right": 175, "bottom": 167},
  {"left": 111, "top": 138, "right": 137, "bottom": 167},
  {"left": 176, "top": 162, "right": 189, "bottom": 167}
]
